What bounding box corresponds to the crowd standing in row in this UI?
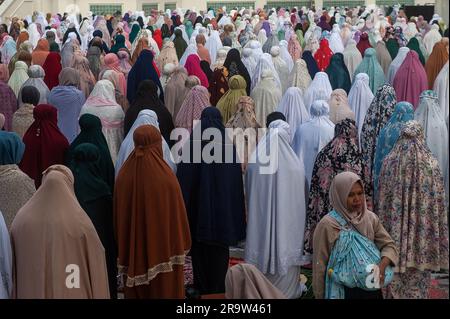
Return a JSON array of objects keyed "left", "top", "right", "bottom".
[{"left": 0, "top": 4, "right": 448, "bottom": 299}]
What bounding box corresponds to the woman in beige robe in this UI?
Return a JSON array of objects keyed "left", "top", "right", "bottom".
[
  {"left": 10, "top": 165, "right": 110, "bottom": 298},
  {"left": 312, "top": 171, "right": 398, "bottom": 299}
]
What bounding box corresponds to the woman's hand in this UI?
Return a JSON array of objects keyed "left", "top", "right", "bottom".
[{"left": 377, "top": 257, "right": 392, "bottom": 286}]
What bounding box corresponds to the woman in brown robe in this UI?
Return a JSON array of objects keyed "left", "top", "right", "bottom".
[{"left": 114, "top": 125, "right": 191, "bottom": 299}]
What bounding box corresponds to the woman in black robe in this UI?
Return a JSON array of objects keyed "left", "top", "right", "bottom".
[
  {"left": 124, "top": 80, "right": 174, "bottom": 147},
  {"left": 69, "top": 143, "right": 118, "bottom": 299},
  {"left": 176, "top": 107, "right": 246, "bottom": 295}
]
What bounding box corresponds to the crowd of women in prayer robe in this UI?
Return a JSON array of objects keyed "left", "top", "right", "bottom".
[{"left": 0, "top": 4, "right": 449, "bottom": 299}]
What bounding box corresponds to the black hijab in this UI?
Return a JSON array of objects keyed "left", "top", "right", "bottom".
[
  {"left": 62, "top": 26, "right": 82, "bottom": 46},
  {"left": 176, "top": 107, "right": 246, "bottom": 249},
  {"left": 200, "top": 60, "right": 214, "bottom": 84},
  {"left": 106, "top": 17, "right": 114, "bottom": 36},
  {"left": 125, "top": 80, "right": 174, "bottom": 147},
  {"left": 137, "top": 16, "right": 144, "bottom": 29},
  {"left": 223, "top": 48, "right": 252, "bottom": 95},
  {"left": 21, "top": 86, "right": 40, "bottom": 105},
  {"left": 266, "top": 111, "right": 286, "bottom": 127},
  {"left": 161, "top": 24, "right": 171, "bottom": 39},
  {"left": 173, "top": 29, "right": 188, "bottom": 60}
]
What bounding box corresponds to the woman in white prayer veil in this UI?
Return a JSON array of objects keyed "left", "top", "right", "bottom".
[
  {"left": 257, "top": 29, "right": 267, "bottom": 47},
  {"left": 251, "top": 69, "right": 283, "bottom": 127},
  {"left": 329, "top": 24, "right": 344, "bottom": 54},
  {"left": 147, "top": 30, "right": 161, "bottom": 57},
  {"left": 270, "top": 46, "right": 290, "bottom": 94},
  {"left": 198, "top": 27, "right": 209, "bottom": 42},
  {"left": 340, "top": 24, "right": 352, "bottom": 47},
  {"left": 277, "top": 87, "right": 310, "bottom": 143},
  {"left": 35, "top": 13, "right": 48, "bottom": 31},
  {"left": 79, "top": 19, "right": 92, "bottom": 53},
  {"left": 18, "top": 65, "right": 50, "bottom": 106},
  {"left": 0, "top": 210, "right": 12, "bottom": 299},
  {"left": 342, "top": 39, "right": 362, "bottom": 82},
  {"left": 303, "top": 19, "right": 317, "bottom": 44},
  {"left": 115, "top": 109, "right": 176, "bottom": 177},
  {"left": 423, "top": 24, "right": 442, "bottom": 55},
  {"left": 433, "top": 61, "right": 449, "bottom": 120},
  {"left": 132, "top": 29, "right": 160, "bottom": 58},
  {"left": 289, "top": 59, "right": 311, "bottom": 95},
  {"left": 245, "top": 119, "right": 307, "bottom": 299},
  {"left": 414, "top": 90, "right": 449, "bottom": 201},
  {"left": 248, "top": 40, "right": 264, "bottom": 64},
  {"left": 241, "top": 48, "right": 256, "bottom": 77},
  {"left": 303, "top": 72, "right": 333, "bottom": 113},
  {"left": 279, "top": 40, "right": 294, "bottom": 73},
  {"left": 155, "top": 15, "right": 165, "bottom": 30},
  {"left": 179, "top": 43, "right": 198, "bottom": 66},
  {"left": 230, "top": 31, "right": 242, "bottom": 52},
  {"left": 190, "top": 23, "right": 203, "bottom": 42},
  {"left": 251, "top": 53, "right": 282, "bottom": 91},
  {"left": 386, "top": 47, "right": 410, "bottom": 84},
  {"left": 60, "top": 33, "right": 79, "bottom": 68},
  {"left": 404, "top": 22, "right": 418, "bottom": 42},
  {"left": 211, "top": 48, "right": 229, "bottom": 70},
  {"left": 205, "top": 29, "right": 222, "bottom": 67},
  {"left": 348, "top": 73, "right": 374, "bottom": 145},
  {"left": 304, "top": 31, "right": 320, "bottom": 56},
  {"left": 292, "top": 100, "right": 335, "bottom": 188},
  {"left": 27, "top": 23, "right": 41, "bottom": 49}
]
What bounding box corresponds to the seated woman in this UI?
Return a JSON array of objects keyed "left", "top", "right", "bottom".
[{"left": 312, "top": 171, "right": 399, "bottom": 299}]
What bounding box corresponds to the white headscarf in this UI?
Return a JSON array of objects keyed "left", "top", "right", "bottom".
[
  {"left": 278, "top": 40, "right": 294, "bottom": 72},
  {"left": 0, "top": 210, "right": 12, "bottom": 299},
  {"left": 241, "top": 48, "right": 256, "bottom": 77},
  {"left": 131, "top": 29, "right": 160, "bottom": 58},
  {"left": 423, "top": 24, "right": 443, "bottom": 55},
  {"left": 245, "top": 119, "right": 307, "bottom": 299},
  {"left": 348, "top": 73, "right": 374, "bottom": 145},
  {"left": 270, "top": 46, "right": 290, "bottom": 94},
  {"left": 404, "top": 22, "right": 418, "bottom": 41},
  {"left": 303, "top": 72, "right": 333, "bottom": 113},
  {"left": 386, "top": 47, "right": 410, "bottom": 84},
  {"left": 115, "top": 109, "right": 176, "bottom": 177},
  {"left": 342, "top": 39, "right": 363, "bottom": 81},
  {"left": 27, "top": 23, "right": 41, "bottom": 49},
  {"left": 329, "top": 24, "right": 344, "bottom": 53},
  {"left": 414, "top": 91, "right": 449, "bottom": 200},
  {"left": 35, "top": 13, "right": 48, "bottom": 30},
  {"left": 257, "top": 29, "right": 268, "bottom": 46},
  {"left": 248, "top": 40, "right": 264, "bottom": 64},
  {"left": 205, "top": 30, "right": 222, "bottom": 67},
  {"left": 289, "top": 59, "right": 311, "bottom": 95},
  {"left": 277, "top": 87, "right": 310, "bottom": 143},
  {"left": 292, "top": 100, "right": 335, "bottom": 188},
  {"left": 179, "top": 43, "right": 198, "bottom": 66},
  {"left": 0, "top": 36, "right": 17, "bottom": 65},
  {"left": 18, "top": 65, "right": 50, "bottom": 106},
  {"left": 8, "top": 61, "right": 29, "bottom": 98},
  {"left": 433, "top": 61, "right": 449, "bottom": 120},
  {"left": 251, "top": 53, "right": 282, "bottom": 91},
  {"left": 250, "top": 69, "right": 283, "bottom": 127}
]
